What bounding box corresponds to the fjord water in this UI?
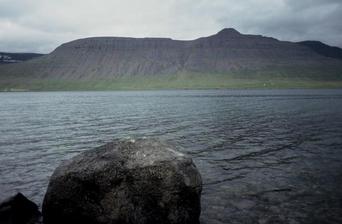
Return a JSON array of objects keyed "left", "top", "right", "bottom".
[{"left": 1, "top": 89, "right": 342, "bottom": 224}]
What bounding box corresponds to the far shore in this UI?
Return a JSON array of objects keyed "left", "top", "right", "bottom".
[{"left": 1, "top": 78, "right": 342, "bottom": 92}]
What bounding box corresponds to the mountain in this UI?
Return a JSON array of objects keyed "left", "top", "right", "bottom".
[
  {"left": 0, "top": 52, "right": 44, "bottom": 64},
  {"left": 1, "top": 28, "right": 342, "bottom": 90},
  {"left": 297, "top": 41, "right": 342, "bottom": 60}
]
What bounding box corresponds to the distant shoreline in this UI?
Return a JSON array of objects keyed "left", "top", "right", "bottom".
[{"left": 1, "top": 84, "right": 342, "bottom": 92}]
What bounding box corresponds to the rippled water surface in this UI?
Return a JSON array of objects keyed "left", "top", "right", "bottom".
[{"left": 1, "top": 89, "right": 342, "bottom": 224}]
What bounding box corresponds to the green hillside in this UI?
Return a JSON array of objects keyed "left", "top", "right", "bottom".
[{"left": 1, "top": 72, "right": 342, "bottom": 91}]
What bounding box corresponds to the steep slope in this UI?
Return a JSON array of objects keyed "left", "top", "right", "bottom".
[
  {"left": 184, "top": 29, "right": 341, "bottom": 77},
  {"left": 1, "top": 28, "right": 342, "bottom": 90},
  {"left": 297, "top": 41, "right": 342, "bottom": 60}
]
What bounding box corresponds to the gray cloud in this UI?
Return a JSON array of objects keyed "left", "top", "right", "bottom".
[{"left": 0, "top": 0, "right": 341, "bottom": 53}]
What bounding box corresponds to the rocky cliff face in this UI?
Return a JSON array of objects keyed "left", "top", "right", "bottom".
[{"left": 0, "top": 28, "right": 341, "bottom": 86}]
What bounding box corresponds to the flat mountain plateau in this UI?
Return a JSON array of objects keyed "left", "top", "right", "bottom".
[{"left": 1, "top": 28, "right": 342, "bottom": 90}]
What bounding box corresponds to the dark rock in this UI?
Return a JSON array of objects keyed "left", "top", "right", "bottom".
[
  {"left": 0, "top": 193, "right": 41, "bottom": 224},
  {"left": 42, "top": 139, "right": 202, "bottom": 224}
]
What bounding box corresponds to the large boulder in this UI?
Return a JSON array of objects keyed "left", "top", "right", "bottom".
[
  {"left": 42, "top": 139, "right": 202, "bottom": 224},
  {"left": 0, "top": 193, "right": 41, "bottom": 224}
]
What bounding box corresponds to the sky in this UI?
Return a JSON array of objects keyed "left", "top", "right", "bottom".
[{"left": 0, "top": 0, "right": 341, "bottom": 53}]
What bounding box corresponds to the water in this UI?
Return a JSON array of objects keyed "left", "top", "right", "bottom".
[{"left": 1, "top": 89, "right": 342, "bottom": 224}]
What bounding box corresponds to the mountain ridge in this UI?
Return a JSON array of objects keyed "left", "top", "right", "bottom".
[
  {"left": 297, "top": 41, "right": 342, "bottom": 60},
  {"left": 1, "top": 28, "right": 342, "bottom": 90}
]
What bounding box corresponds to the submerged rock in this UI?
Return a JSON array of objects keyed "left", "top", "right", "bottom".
[
  {"left": 42, "top": 139, "right": 202, "bottom": 224},
  {"left": 0, "top": 193, "right": 41, "bottom": 224}
]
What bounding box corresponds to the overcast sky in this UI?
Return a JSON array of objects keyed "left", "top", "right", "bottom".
[{"left": 0, "top": 0, "right": 341, "bottom": 53}]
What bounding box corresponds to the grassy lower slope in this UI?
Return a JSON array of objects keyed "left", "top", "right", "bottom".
[{"left": 1, "top": 72, "right": 342, "bottom": 91}]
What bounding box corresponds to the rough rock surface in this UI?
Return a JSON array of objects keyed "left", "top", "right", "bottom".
[
  {"left": 0, "top": 193, "right": 41, "bottom": 224},
  {"left": 42, "top": 139, "right": 202, "bottom": 224}
]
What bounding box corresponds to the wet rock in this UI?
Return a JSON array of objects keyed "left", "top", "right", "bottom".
[
  {"left": 42, "top": 139, "right": 202, "bottom": 224},
  {"left": 0, "top": 193, "right": 41, "bottom": 224}
]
